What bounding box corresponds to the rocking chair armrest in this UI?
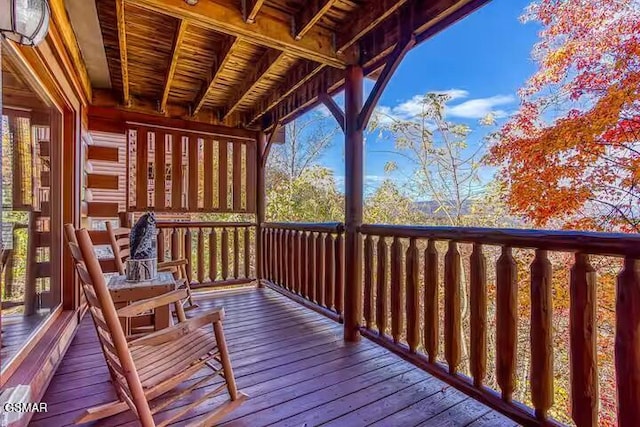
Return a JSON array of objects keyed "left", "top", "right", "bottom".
[
  {"left": 116, "top": 289, "right": 189, "bottom": 318},
  {"left": 158, "top": 259, "right": 188, "bottom": 270},
  {"left": 128, "top": 308, "right": 226, "bottom": 347}
]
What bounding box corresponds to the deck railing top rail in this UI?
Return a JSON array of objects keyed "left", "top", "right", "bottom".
[
  {"left": 359, "top": 223, "right": 640, "bottom": 257},
  {"left": 156, "top": 221, "right": 256, "bottom": 229},
  {"left": 262, "top": 222, "right": 345, "bottom": 233}
]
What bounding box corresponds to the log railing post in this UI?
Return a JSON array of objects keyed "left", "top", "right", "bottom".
[
  {"left": 376, "top": 236, "right": 388, "bottom": 336},
  {"left": 364, "top": 234, "right": 374, "bottom": 329},
  {"left": 530, "top": 249, "right": 553, "bottom": 420},
  {"left": 470, "top": 243, "right": 487, "bottom": 387},
  {"left": 424, "top": 239, "right": 438, "bottom": 363},
  {"left": 406, "top": 237, "right": 419, "bottom": 353},
  {"left": 343, "top": 64, "right": 364, "bottom": 342},
  {"left": 570, "top": 252, "right": 598, "bottom": 427},
  {"left": 444, "top": 240, "right": 461, "bottom": 374},
  {"left": 616, "top": 256, "right": 640, "bottom": 427},
  {"left": 496, "top": 246, "right": 517, "bottom": 402}
]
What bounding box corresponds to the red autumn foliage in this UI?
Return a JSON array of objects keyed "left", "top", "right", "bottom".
[{"left": 488, "top": 0, "right": 640, "bottom": 233}]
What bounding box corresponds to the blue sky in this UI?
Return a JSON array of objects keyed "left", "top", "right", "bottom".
[{"left": 306, "top": 0, "right": 542, "bottom": 195}]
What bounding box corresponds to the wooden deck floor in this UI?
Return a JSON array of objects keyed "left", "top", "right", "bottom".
[{"left": 31, "top": 287, "right": 518, "bottom": 427}]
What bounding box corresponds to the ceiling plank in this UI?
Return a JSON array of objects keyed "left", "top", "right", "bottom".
[
  {"left": 247, "top": 61, "right": 326, "bottom": 125},
  {"left": 160, "top": 19, "right": 188, "bottom": 113},
  {"left": 336, "top": 0, "right": 408, "bottom": 53},
  {"left": 126, "top": 0, "right": 345, "bottom": 68},
  {"left": 293, "top": 0, "right": 339, "bottom": 40},
  {"left": 221, "top": 50, "right": 287, "bottom": 121},
  {"left": 243, "top": 0, "right": 266, "bottom": 24},
  {"left": 115, "top": 0, "right": 130, "bottom": 106},
  {"left": 192, "top": 37, "right": 241, "bottom": 116}
]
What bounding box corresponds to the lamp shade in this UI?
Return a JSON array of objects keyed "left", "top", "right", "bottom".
[{"left": 0, "top": 0, "right": 50, "bottom": 46}]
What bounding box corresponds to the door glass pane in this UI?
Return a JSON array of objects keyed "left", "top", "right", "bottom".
[{"left": 1, "top": 40, "right": 61, "bottom": 372}]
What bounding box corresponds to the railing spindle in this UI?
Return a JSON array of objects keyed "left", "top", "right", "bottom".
[
  {"left": 470, "top": 243, "right": 487, "bottom": 387},
  {"left": 273, "top": 229, "right": 279, "bottom": 284},
  {"left": 288, "top": 230, "right": 295, "bottom": 290},
  {"left": 209, "top": 228, "right": 217, "bottom": 282},
  {"left": 302, "top": 231, "right": 309, "bottom": 298},
  {"left": 530, "top": 249, "right": 553, "bottom": 420},
  {"left": 376, "top": 237, "right": 388, "bottom": 336},
  {"left": 282, "top": 229, "right": 288, "bottom": 288},
  {"left": 496, "top": 246, "right": 517, "bottom": 402},
  {"left": 569, "top": 253, "right": 598, "bottom": 427},
  {"left": 197, "top": 228, "right": 205, "bottom": 284},
  {"left": 279, "top": 228, "right": 285, "bottom": 285},
  {"left": 364, "top": 234, "right": 374, "bottom": 329},
  {"left": 171, "top": 227, "right": 179, "bottom": 260},
  {"left": 316, "top": 232, "right": 324, "bottom": 305},
  {"left": 444, "top": 241, "right": 461, "bottom": 374},
  {"left": 390, "top": 236, "right": 403, "bottom": 343},
  {"left": 325, "top": 233, "right": 335, "bottom": 309},
  {"left": 158, "top": 228, "right": 165, "bottom": 262},
  {"left": 406, "top": 237, "right": 419, "bottom": 352},
  {"left": 424, "top": 239, "right": 438, "bottom": 363},
  {"left": 244, "top": 227, "right": 251, "bottom": 278},
  {"left": 616, "top": 256, "right": 640, "bottom": 427},
  {"left": 221, "top": 228, "right": 229, "bottom": 280},
  {"left": 335, "top": 233, "right": 344, "bottom": 315},
  {"left": 308, "top": 232, "right": 316, "bottom": 302},
  {"left": 294, "top": 231, "right": 304, "bottom": 295},
  {"left": 184, "top": 228, "right": 193, "bottom": 283},
  {"left": 233, "top": 227, "right": 239, "bottom": 279}
]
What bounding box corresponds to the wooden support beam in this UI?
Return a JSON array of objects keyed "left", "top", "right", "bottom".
[
  {"left": 319, "top": 93, "right": 344, "bottom": 131},
  {"left": 256, "top": 132, "right": 266, "bottom": 284},
  {"left": 243, "top": 0, "right": 266, "bottom": 24},
  {"left": 115, "top": 0, "right": 130, "bottom": 106},
  {"left": 248, "top": 61, "right": 326, "bottom": 125},
  {"left": 336, "top": 0, "right": 408, "bottom": 53},
  {"left": 222, "top": 50, "right": 286, "bottom": 121},
  {"left": 192, "top": 37, "right": 241, "bottom": 116},
  {"left": 293, "top": 0, "right": 339, "bottom": 40},
  {"left": 343, "top": 64, "right": 364, "bottom": 342},
  {"left": 358, "top": 33, "right": 415, "bottom": 129},
  {"left": 160, "top": 19, "right": 188, "bottom": 113},
  {"left": 260, "top": 123, "right": 282, "bottom": 168},
  {"left": 127, "top": 0, "right": 345, "bottom": 68}
]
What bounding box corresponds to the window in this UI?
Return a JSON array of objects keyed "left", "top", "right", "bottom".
[{"left": 1, "top": 39, "right": 62, "bottom": 373}]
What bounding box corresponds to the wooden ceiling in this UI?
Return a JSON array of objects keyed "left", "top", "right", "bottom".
[{"left": 90, "top": 0, "right": 489, "bottom": 130}]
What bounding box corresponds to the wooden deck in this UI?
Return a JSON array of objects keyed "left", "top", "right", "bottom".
[
  {"left": 1, "top": 311, "right": 49, "bottom": 370},
  {"left": 31, "top": 287, "right": 517, "bottom": 427}
]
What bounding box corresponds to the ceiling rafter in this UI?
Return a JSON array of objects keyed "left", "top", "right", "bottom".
[
  {"left": 160, "top": 19, "right": 188, "bottom": 113},
  {"left": 192, "top": 37, "right": 242, "bottom": 116},
  {"left": 247, "top": 61, "right": 326, "bottom": 125},
  {"left": 116, "top": 0, "right": 130, "bottom": 106},
  {"left": 126, "top": 0, "right": 345, "bottom": 68},
  {"left": 221, "top": 49, "right": 287, "bottom": 121},
  {"left": 336, "top": 0, "right": 408, "bottom": 53},
  {"left": 292, "top": 0, "right": 339, "bottom": 40},
  {"left": 243, "top": 0, "right": 266, "bottom": 24}
]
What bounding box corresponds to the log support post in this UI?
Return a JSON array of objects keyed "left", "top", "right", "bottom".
[
  {"left": 339, "top": 34, "right": 413, "bottom": 342},
  {"left": 256, "top": 131, "right": 267, "bottom": 287}
]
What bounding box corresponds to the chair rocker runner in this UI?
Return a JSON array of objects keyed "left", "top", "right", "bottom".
[
  {"left": 106, "top": 221, "right": 198, "bottom": 311},
  {"left": 65, "top": 226, "right": 246, "bottom": 426}
]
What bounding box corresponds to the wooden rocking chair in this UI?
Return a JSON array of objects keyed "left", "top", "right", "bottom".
[
  {"left": 106, "top": 221, "right": 198, "bottom": 310},
  {"left": 66, "top": 227, "right": 246, "bottom": 426}
]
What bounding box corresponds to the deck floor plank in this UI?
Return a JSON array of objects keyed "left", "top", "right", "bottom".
[{"left": 32, "top": 287, "right": 514, "bottom": 427}]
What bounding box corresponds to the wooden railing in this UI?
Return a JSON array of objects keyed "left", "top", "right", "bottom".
[
  {"left": 261, "top": 222, "right": 345, "bottom": 322},
  {"left": 156, "top": 221, "right": 256, "bottom": 288},
  {"left": 356, "top": 224, "right": 640, "bottom": 426}
]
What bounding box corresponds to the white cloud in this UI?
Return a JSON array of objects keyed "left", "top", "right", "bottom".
[
  {"left": 447, "top": 94, "right": 515, "bottom": 119},
  {"left": 373, "top": 89, "right": 515, "bottom": 123}
]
